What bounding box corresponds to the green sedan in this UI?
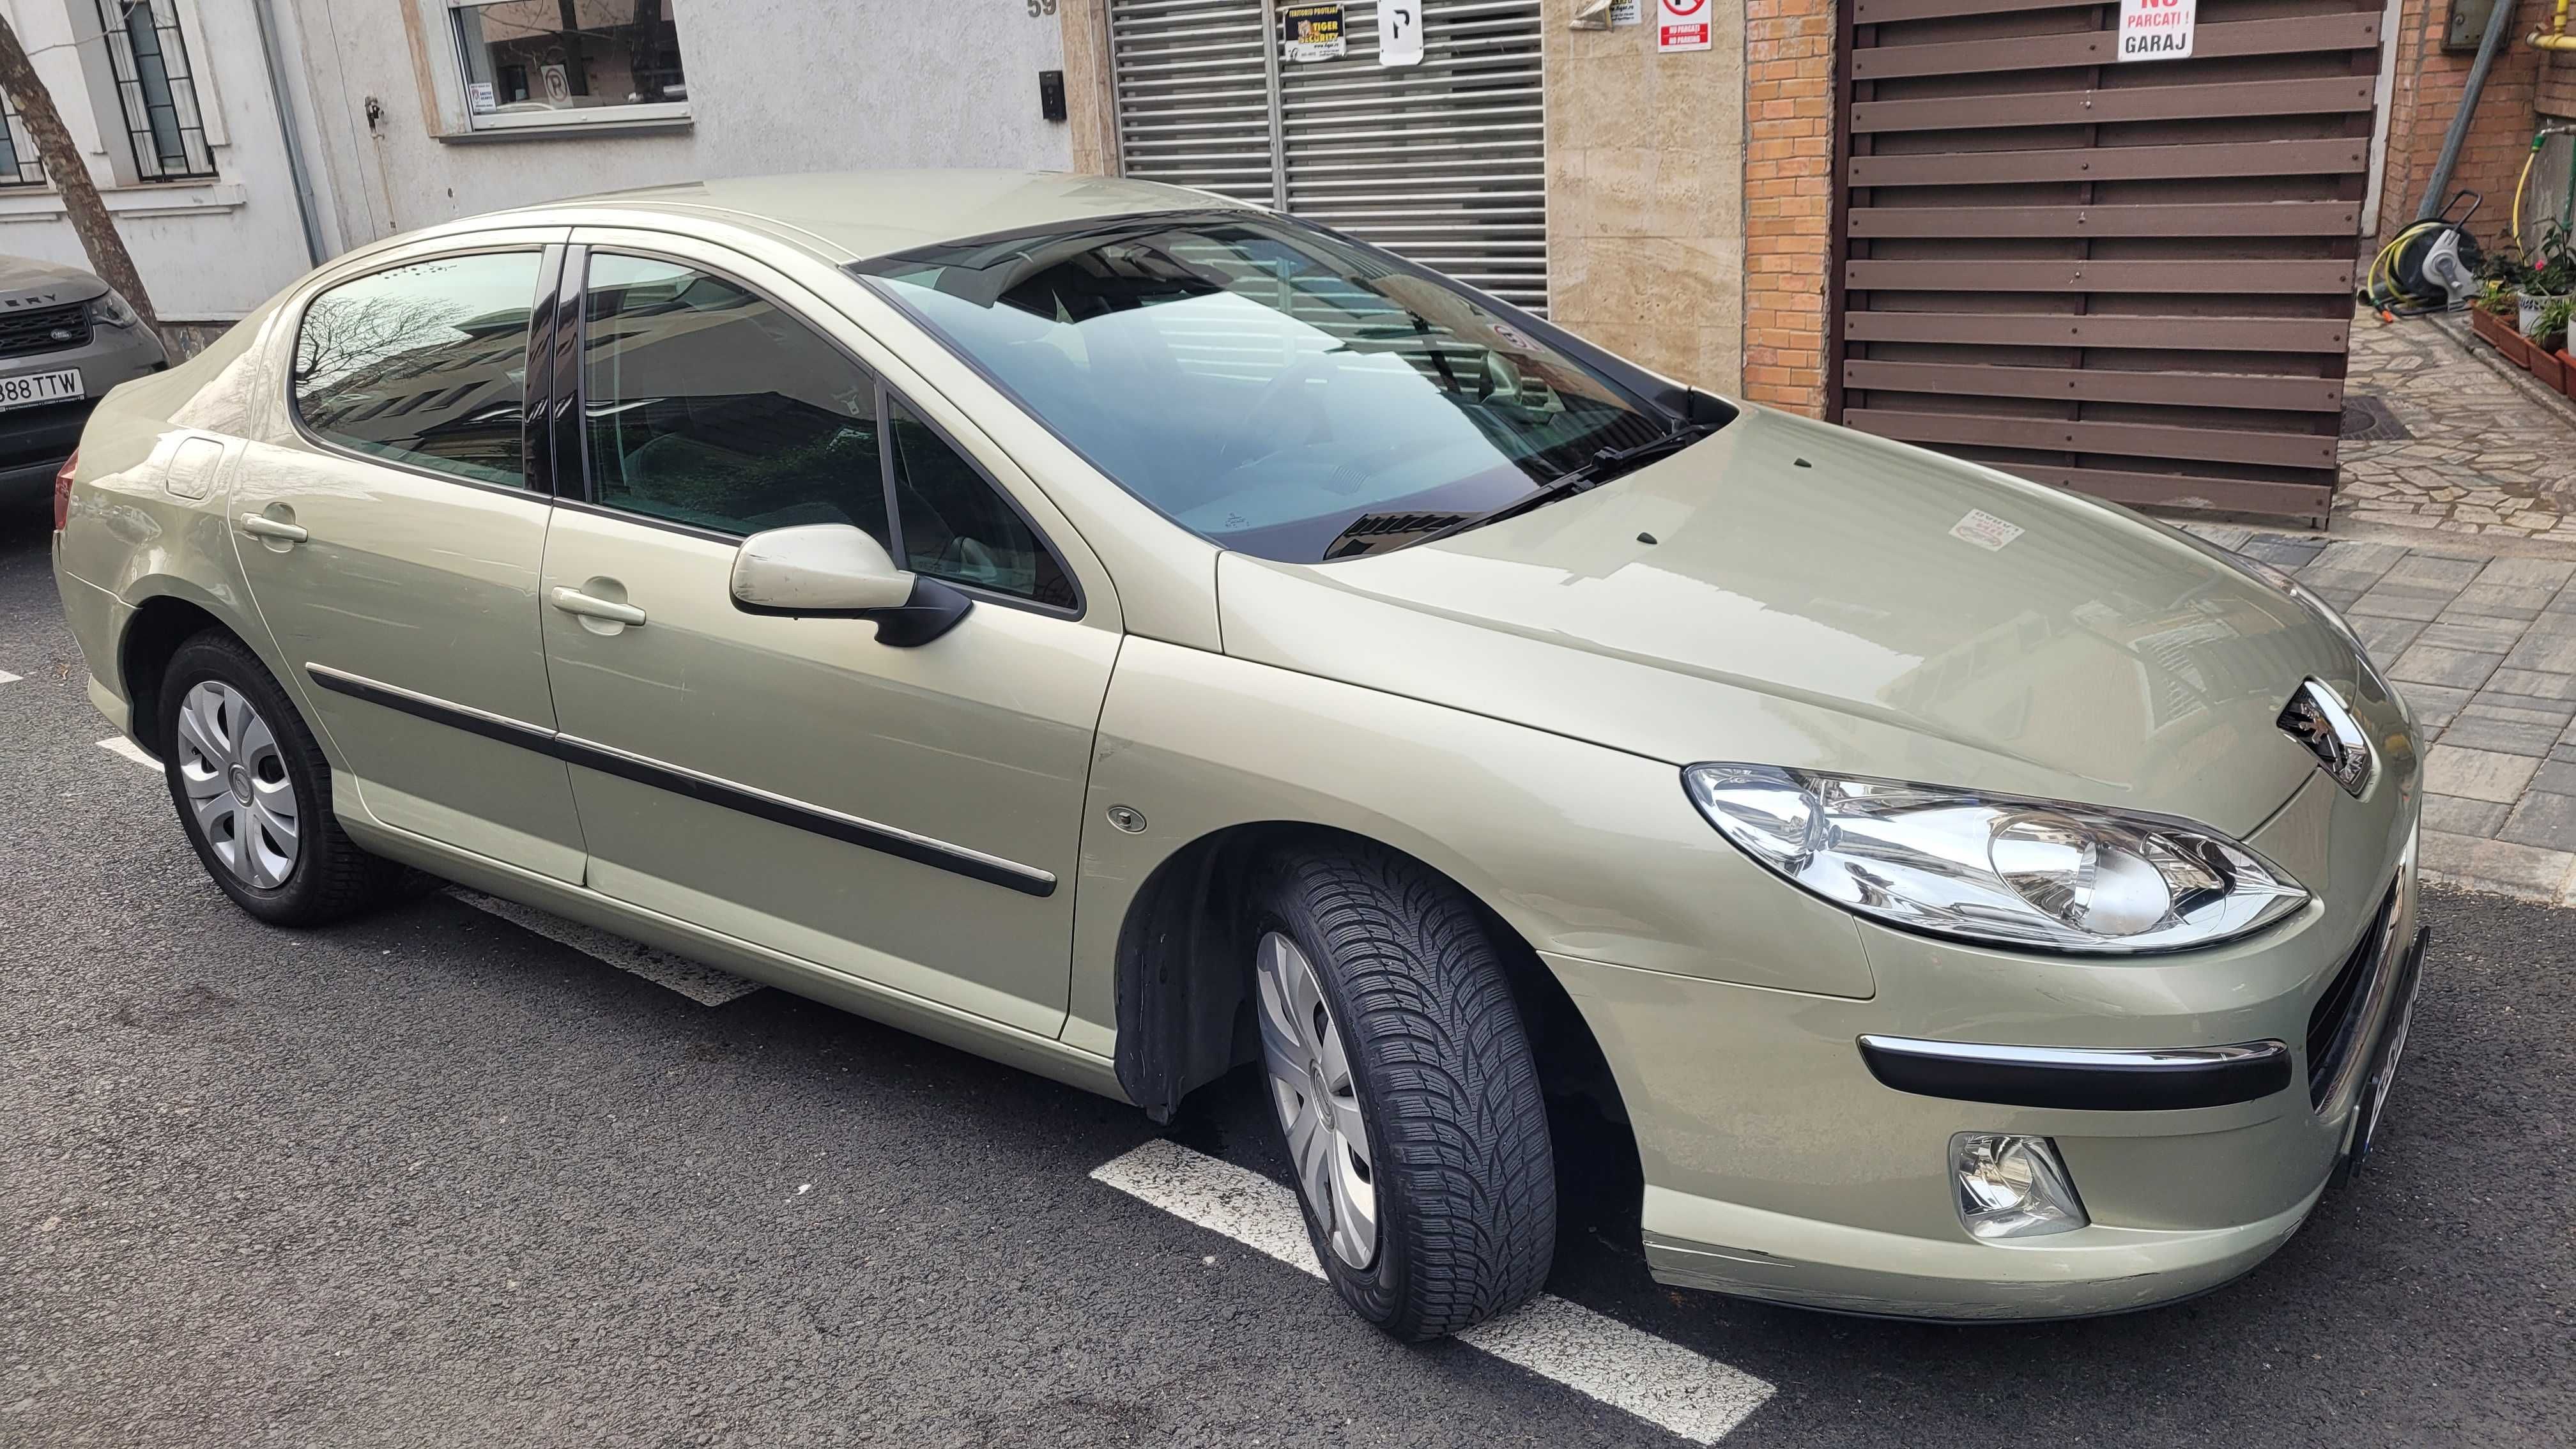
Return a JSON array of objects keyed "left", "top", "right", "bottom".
[{"left": 50, "top": 171, "right": 2425, "bottom": 1337}]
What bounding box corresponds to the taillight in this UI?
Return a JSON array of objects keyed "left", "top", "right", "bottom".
[{"left": 51, "top": 450, "right": 75, "bottom": 531}]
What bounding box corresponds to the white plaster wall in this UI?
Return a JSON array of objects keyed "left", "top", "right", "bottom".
[
  {"left": 291, "top": 0, "right": 1075, "bottom": 250},
  {"left": 0, "top": 0, "right": 321, "bottom": 321}
]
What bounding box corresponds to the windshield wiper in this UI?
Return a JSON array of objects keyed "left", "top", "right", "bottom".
[{"left": 1406, "top": 422, "right": 1721, "bottom": 549}]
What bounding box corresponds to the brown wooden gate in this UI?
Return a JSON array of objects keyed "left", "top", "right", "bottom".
[{"left": 1830, "top": 0, "right": 2388, "bottom": 527}]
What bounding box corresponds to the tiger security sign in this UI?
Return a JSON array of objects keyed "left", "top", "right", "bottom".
[{"left": 2117, "top": 0, "right": 2195, "bottom": 61}]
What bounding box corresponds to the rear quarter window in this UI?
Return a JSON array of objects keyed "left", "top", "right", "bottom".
[{"left": 291, "top": 251, "right": 542, "bottom": 488}]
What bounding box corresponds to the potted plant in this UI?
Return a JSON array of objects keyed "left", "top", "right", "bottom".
[
  {"left": 2476, "top": 278, "right": 2536, "bottom": 365},
  {"left": 2513, "top": 222, "right": 2575, "bottom": 376},
  {"left": 2472, "top": 247, "right": 2532, "bottom": 355},
  {"left": 2538, "top": 295, "right": 2576, "bottom": 399},
  {"left": 2531, "top": 295, "right": 2570, "bottom": 392}
]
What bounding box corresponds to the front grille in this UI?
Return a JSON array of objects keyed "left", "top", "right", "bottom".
[
  {"left": 0, "top": 300, "right": 91, "bottom": 360},
  {"left": 2305, "top": 883, "right": 2397, "bottom": 1108}
]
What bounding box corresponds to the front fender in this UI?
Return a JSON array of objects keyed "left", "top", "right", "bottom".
[{"left": 1066, "top": 637, "right": 1878, "bottom": 1055}]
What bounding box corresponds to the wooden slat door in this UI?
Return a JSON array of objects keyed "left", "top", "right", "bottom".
[{"left": 1830, "top": 0, "right": 2387, "bottom": 526}]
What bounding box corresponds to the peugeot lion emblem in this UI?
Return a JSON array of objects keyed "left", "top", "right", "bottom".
[{"left": 2277, "top": 678, "right": 2372, "bottom": 798}]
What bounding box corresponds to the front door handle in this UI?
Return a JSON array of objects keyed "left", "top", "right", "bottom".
[
  {"left": 551, "top": 586, "right": 647, "bottom": 627},
  {"left": 238, "top": 513, "right": 307, "bottom": 543}
]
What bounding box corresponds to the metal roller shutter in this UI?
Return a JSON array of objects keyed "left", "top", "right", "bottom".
[{"left": 1109, "top": 0, "right": 1551, "bottom": 312}]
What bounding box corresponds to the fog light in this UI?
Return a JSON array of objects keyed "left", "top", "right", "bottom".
[{"left": 1952, "top": 1133, "right": 2087, "bottom": 1241}]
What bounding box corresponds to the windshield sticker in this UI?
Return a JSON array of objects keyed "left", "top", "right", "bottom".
[{"left": 1949, "top": 510, "right": 2025, "bottom": 552}]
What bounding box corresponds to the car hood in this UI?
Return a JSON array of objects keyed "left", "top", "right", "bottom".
[
  {"left": 1215, "top": 406, "right": 2360, "bottom": 838},
  {"left": 0, "top": 254, "right": 107, "bottom": 309}
]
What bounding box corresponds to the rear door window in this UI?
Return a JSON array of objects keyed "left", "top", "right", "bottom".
[{"left": 291, "top": 251, "right": 544, "bottom": 488}]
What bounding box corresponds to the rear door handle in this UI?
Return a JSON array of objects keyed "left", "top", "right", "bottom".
[
  {"left": 551, "top": 586, "right": 647, "bottom": 626},
  {"left": 238, "top": 514, "right": 307, "bottom": 543}
]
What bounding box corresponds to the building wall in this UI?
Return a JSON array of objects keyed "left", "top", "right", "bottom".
[
  {"left": 2379, "top": 0, "right": 2563, "bottom": 241},
  {"left": 0, "top": 0, "right": 320, "bottom": 322},
  {"left": 1542, "top": 0, "right": 1747, "bottom": 399},
  {"left": 1740, "top": 0, "right": 1836, "bottom": 417},
  {"left": 289, "top": 0, "right": 1075, "bottom": 249},
  {"left": 2540, "top": 41, "right": 2576, "bottom": 119}
]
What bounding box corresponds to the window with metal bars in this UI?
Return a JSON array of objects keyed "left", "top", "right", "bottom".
[
  {"left": 0, "top": 93, "right": 47, "bottom": 188},
  {"left": 94, "top": 0, "right": 215, "bottom": 181}
]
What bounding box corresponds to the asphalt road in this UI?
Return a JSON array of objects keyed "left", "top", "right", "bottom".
[{"left": 4, "top": 488, "right": 2572, "bottom": 1447}]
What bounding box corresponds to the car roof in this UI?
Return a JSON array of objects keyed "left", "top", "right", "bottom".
[{"left": 461, "top": 169, "right": 1257, "bottom": 267}]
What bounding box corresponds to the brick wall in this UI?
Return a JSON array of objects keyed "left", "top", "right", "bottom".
[
  {"left": 1740, "top": 0, "right": 1837, "bottom": 416},
  {"left": 2380, "top": 0, "right": 2561, "bottom": 240},
  {"left": 2540, "top": 50, "right": 2576, "bottom": 121}
]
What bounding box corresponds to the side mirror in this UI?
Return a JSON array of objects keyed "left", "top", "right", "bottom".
[{"left": 730, "top": 523, "right": 970, "bottom": 647}]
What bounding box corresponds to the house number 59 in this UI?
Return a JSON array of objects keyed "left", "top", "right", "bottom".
[{"left": 1027, "top": 0, "right": 1057, "bottom": 15}]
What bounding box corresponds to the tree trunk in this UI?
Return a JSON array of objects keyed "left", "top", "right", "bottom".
[{"left": 0, "top": 14, "right": 160, "bottom": 331}]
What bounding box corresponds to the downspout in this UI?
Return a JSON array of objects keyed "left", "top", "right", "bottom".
[
  {"left": 2416, "top": 0, "right": 2524, "bottom": 218},
  {"left": 249, "top": 0, "right": 326, "bottom": 266}
]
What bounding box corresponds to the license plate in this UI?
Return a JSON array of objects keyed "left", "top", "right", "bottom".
[
  {"left": 0, "top": 367, "right": 81, "bottom": 410},
  {"left": 2345, "top": 926, "right": 2428, "bottom": 1171}
]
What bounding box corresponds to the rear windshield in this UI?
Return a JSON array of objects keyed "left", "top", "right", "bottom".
[{"left": 852, "top": 213, "right": 1681, "bottom": 564}]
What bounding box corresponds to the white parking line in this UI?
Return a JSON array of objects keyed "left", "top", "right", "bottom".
[
  {"left": 447, "top": 888, "right": 763, "bottom": 1006},
  {"left": 1091, "top": 1139, "right": 1776, "bottom": 1443},
  {"left": 0, "top": 668, "right": 20, "bottom": 684},
  {"left": 96, "top": 735, "right": 157, "bottom": 768}
]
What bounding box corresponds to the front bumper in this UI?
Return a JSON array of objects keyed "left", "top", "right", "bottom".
[
  {"left": 1559, "top": 758, "right": 2425, "bottom": 1321},
  {"left": 0, "top": 323, "right": 167, "bottom": 491}
]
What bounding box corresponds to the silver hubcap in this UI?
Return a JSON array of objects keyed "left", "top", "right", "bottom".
[
  {"left": 1254, "top": 930, "right": 1377, "bottom": 1269},
  {"left": 174, "top": 681, "right": 299, "bottom": 889}
]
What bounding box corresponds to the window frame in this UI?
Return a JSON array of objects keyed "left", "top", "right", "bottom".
[
  {"left": 442, "top": 0, "right": 694, "bottom": 135},
  {"left": 281, "top": 241, "right": 562, "bottom": 500},
  {"left": 0, "top": 91, "right": 49, "bottom": 188},
  {"left": 553, "top": 242, "right": 1085, "bottom": 622},
  {"left": 92, "top": 0, "right": 220, "bottom": 183}
]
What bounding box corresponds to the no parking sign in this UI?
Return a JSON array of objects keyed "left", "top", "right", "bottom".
[{"left": 1656, "top": 0, "right": 1710, "bottom": 53}]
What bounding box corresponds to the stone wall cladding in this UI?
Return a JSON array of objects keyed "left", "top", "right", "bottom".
[{"left": 1541, "top": 0, "right": 1749, "bottom": 396}]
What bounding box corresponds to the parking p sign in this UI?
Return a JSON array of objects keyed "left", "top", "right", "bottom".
[{"left": 1656, "top": 0, "right": 1711, "bottom": 53}]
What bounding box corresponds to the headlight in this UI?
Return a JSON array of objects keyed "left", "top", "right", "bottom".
[
  {"left": 88, "top": 289, "right": 138, "bottom": 328},
  {"left": 1682, "top": 764, "right": 2308, "bottom": 954}
]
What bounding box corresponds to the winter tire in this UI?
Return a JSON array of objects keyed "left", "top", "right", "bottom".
[{"left": 1250, "top": 840, "right": 1556, "bottom": 1339}]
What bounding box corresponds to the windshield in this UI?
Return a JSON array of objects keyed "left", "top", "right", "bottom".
[{"left": 854, "top": 213, "right": 1692, "bottom": 564}]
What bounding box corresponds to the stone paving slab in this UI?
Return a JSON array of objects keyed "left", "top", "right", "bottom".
[
  {"left": 2189, "top": 523, "right": 2576, "bottom": 905},
  {"left": 2336, "top": 309, "right": 2576, "bottom": 540}
]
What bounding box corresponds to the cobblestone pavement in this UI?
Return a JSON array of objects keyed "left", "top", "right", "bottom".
[
  {"left": 2336, "top": 308, "right": 2576, "bottom": 538},
  {"left": 2188, "top": 526, "right": 2576, "bottom": 903}
]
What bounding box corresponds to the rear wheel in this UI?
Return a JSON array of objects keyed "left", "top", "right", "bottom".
[
  {"left": 1250, "top": 842, "right": 1556, "bottom": 1339},
  {"left": 158, "top": 632, "right": 402, "bottom": 925}
]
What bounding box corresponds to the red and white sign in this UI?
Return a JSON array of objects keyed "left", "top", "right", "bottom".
[
  {"left": 1656, "top": 0, "right": 1710, "bottom": 53},
  {"left": 2117, "top": 0, "right": 2196, "bottom": 61}
]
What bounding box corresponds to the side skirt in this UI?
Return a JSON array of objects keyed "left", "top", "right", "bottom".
[{"left": 335, "top": 804, "right": 1131, "bottom": 1105}]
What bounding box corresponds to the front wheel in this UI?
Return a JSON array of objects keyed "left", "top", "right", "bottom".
[
  {"left": 157, "top": 631, "right": 402, "bottom": 925},
  {"left": 1250, "top": 842, "right": 1556, "bottom": 1339}
]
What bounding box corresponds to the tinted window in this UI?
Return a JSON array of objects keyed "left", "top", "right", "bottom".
[
  {"left": 293, "top": 251, "right": 541, "bottom": 487},
  {"left": 580, "top": 252, "right": 886, "bottom": 540},
  {"left": 855, "top": 214, "right": 1681, "bottom": 564},
  {"left": 890, "top": 404, "right": 1075, "bottom": 609}
]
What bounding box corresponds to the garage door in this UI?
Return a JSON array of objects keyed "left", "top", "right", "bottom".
[
  {"left": 1832, "top": 0, "right": 2388, "bottom": 526},
  {"left": 1107, "top": 0, "right": 1551, "bottom": 312}
]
